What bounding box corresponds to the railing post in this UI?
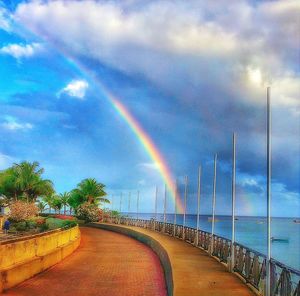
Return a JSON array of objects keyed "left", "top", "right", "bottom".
[
  {"left": 196, "top": 166, "right": 201, "bottom": 246},
  {"left": 266, "top": 86, "right": 272, "bottom": 296},
  {"left": 173, "top": 179, "right": 178, "bottom": 236},
  {"left": 119, "top": 192, "right": 122, "bottom": 224},
  {"left": 111, "top": 194, "right": 114, "bottom": 223},
  {"left": 137, "top": 190, "right": 140, "bottom": 221},
  {"left": 231, "top": 133, "right": 236, "bottom": 271},
  {"left": 163, "top": 183, "right": 167, "bottom": 233},
  {"left": 183, "top": 175, "right": 188, "bottom": 240},
  {"left": 127, "top": 191, "right": 131, "bottom": 226},
  {"left": 210, "top": 154, "right": 217, "bottom": 255},
  {"left": 154, "top": 186, "right": 158, "bottom": 231}
]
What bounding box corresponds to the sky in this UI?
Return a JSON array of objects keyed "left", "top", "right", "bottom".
[{"left": 0, "top": 0, "right": 299, "bottom": 217}]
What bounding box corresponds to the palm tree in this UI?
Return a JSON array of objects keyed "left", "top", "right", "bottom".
[
  {"left": 59, "top": 192, "right": 70, "bottom": 215},
  {"left": 0, "top": 168, "right": 22, "bottom": 201},
  {"left": 51, "top": 196, "right": 63, "bottom": 214},
  {"left": 69, "top": 178, "right": 109, "bottom": 210},
  {"left": 37, "top": 201, "right": 46, "bottom": 213},
  {"left": 13, "top": 161, "right": 54, "bottom": 202},
  {"left": 0, "top": 161, "right": 54, "bottom": 203},
  {"left": 43, "top": 194, "right": 55, "bottom": 213}
]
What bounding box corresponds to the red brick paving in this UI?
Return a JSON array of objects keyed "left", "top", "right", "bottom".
[{"left": 4, "top": 227, "right": 167, "bottom": 296}]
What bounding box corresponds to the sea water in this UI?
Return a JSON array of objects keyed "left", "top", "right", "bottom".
[{"left": 123, "top": 213, "right": 300, "bottom": 271}]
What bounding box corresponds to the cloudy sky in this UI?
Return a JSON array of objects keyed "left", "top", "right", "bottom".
[{"left": 0, "top": 0, "right": 299, "bottom": 217}]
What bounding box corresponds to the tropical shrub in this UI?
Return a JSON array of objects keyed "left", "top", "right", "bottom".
[
  {"left": 33, "top": 217, "right": 46, "bottom": 225},
  {"left": 61, "top": 220, "right": 77, "bottom": 229},
  {"left": 9, "top": 201, "right": 38, "bottom": 222},
  {"left": 39, "top": 223, "right": 49, "bottom": 232},
  {"left": 15, "top": 221, "right": 27, "bottom": 231},
  {"left": 26, "top": 220, "right": 37, "bottom": 229},
  {"left": 76, "top": 202, "right": 100, "bottom": 222},
  {"left": 45, "top": 217, "right": 66, "bottom": 230}
]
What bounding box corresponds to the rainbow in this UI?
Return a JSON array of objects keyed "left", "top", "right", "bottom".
[
  {"left": 99, "top": 84, "right": 184, "bottom": 214},
  {"left": 58, "top": 54, "right": 184, "bottom": 213}
]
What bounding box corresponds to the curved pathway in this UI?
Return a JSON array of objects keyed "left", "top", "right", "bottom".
[
  {"left": 93, "top": 223, "right": 256, "bottom": 296},
  {"left": 5, "top": 227, "right": 167, "bottom": 296}
]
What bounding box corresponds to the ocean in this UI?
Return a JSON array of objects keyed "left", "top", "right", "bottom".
[{"left": 123, "top": 213, "right": 300, "bottom": 271}]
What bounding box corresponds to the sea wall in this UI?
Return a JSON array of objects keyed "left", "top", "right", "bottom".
[{"left": 0, "top": 226, "right": 80, "bottom": 292}]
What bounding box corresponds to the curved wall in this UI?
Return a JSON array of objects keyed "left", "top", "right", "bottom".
[{"left": 0, "top": 226, "right": 80, "bottom": 292}]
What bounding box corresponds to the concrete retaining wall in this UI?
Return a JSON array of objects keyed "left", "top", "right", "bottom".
[{"left": 0, "top": 226, "right": 80, "bottom": 292}]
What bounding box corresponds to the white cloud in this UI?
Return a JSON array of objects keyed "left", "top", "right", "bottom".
[
  {"left": 0, "top": 153, "right": 15, "bottom": 170},
  {"left": 1, "top": 116, "right": 33, "bottom": 131},
  {"left": 14, "top": 0, "right": 300, "bottom": 109},
  {"left": 0, "top": 7, "right": 12, "bottom": 31},
  {"left": 59, "top": 79, "right": 89, "bottom": 99},
  {"left": 0, "top": 42, "right": 43, "bottom": 59},
  {"left": 138, "top": 162, "right": 160, "bottom": 171}
]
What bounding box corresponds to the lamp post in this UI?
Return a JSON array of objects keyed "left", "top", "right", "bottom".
[
  {"left": 173, "top": 180, "right": 178, "bottom": 236},
  {"left": 119, "top": 192, "right": 122, "bottom": 224},
  {"left": 266, "top": 87, "right": 272, "bottom": 296},
  {"left": 136, "top": 190, "right": 140, "bottom": 224},
  {"left": 154, "top": 186, "right": 158, "bottom": 230},
  {"left": 231, "top": 133, "right": 236, "bottom": 271},
  {"left": 111, "top": 194, "right": 114, "bottom": 223},
  {"left": 183, "top": 175, "right": 188, "bottom": 240},
  {"left": 196, "top": 166, "right": 201, "bottom": 246},
  {"left": 210, "top": 154, "right": 217, "bottom": 255},
  {"left": 163, "top": 184, "right": 167, "bottom": 232}
]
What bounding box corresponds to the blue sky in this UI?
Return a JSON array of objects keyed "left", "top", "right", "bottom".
[{"left": 0, "top": 0, "right": 299, "bottom": 217}]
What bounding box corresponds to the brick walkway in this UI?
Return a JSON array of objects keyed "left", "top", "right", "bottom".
[
  {"left": 4, "top": 227, "right": 167, "bottom": 296},
  {"left": 93, "top": 223, "right": 256, "bottom": 296}
]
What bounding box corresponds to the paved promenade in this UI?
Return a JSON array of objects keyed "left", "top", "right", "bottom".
[
  {"left": 93, "top": 223, "right": 256, "bottom": 296},
  {"left": 4, "top": 227, "right": 167, "bottom": 296}
]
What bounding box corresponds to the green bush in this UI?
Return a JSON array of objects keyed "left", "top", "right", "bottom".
[
  {"left": 26, "top": 220, "right": 37, "bottom": 229},
  {"left": 45, "top": 217, "right": 65, "bottom": 230},
  {"left": 45, "top": 218, "right": 77, "bottom": 230},
  {"left": 39, "top": 223, "right": 49, "bottom": 232},
  {"left": 62, "top": 220, "right": 77, "bottom": 229},
  {"left": 15, "top": 221, "right": 27, "bottom": 231}
]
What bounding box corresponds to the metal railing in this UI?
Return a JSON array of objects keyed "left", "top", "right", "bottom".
[{"left": 105, "top": 216, "right": 300, "bottom": 296}]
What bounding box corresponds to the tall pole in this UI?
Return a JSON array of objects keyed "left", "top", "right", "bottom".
[
  {"left": 163, "top": 183, "right": 167, "bottom": 231},
  {"left": 231, "top": 133, "right": 236, "bottom": 271},
  {"left": 119, "top": 192, "right": 122, "bottom": 224},
  {"left": 137, "top": 190, "right": 140, "bottom": 220},
  {"left": 266, "top": 86, "right": 272, "bottom": 296},
  {"left": 196, "top": 166, "right": 201, "bottom": 246},
  {"left": 128, "top": 192, "right": 131, "bottom": 216},
  {"left": 183, "top": 175, "right": 188, "bottom": 240},
  {"left": 211, "top": 154, "right": 217, "bottom": 255},
  {"left": 173, "top": 180, "right": 178, "bottom": 236},
  {"left": 111, "top": 194, "right": 114, "bottom": 222},
  {"left": 154, "top": 186, "right": 158, "bottom": 230}
]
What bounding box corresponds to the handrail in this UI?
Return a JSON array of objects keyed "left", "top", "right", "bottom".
[{"left": 106, "top": 216, "right": 300, "bottom": 296}]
